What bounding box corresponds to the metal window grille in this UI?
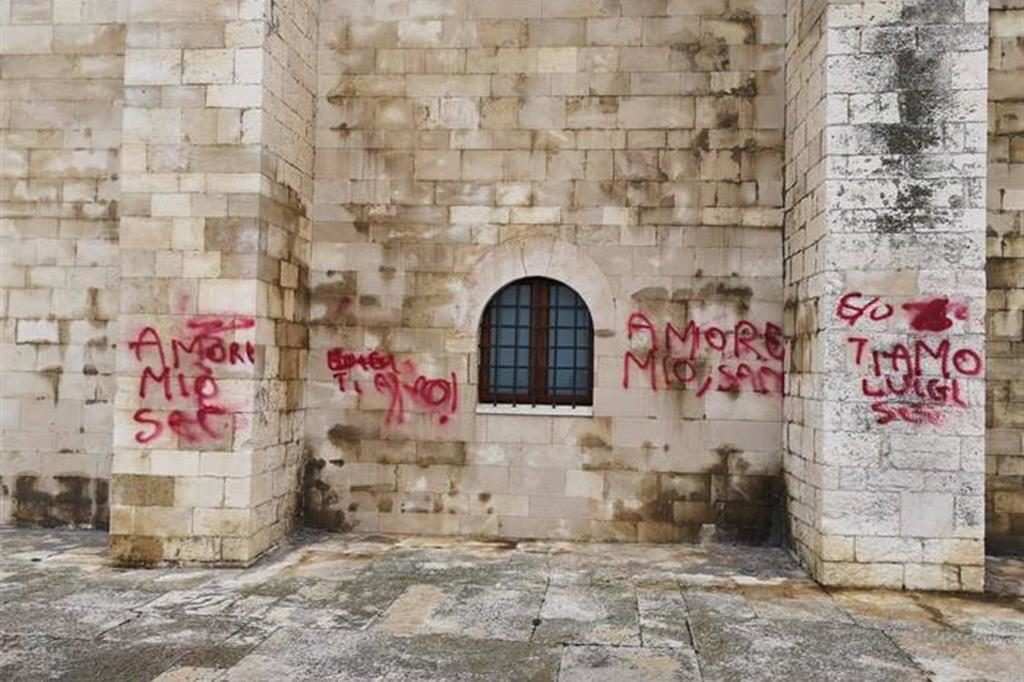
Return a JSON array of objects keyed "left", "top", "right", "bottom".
[{"left": 479, "top": 277, "right": 593, "bottom": 407}]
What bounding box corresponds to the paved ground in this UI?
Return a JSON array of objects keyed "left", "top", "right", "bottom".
[{"left": 1, "top": 529, "right": 1022, "bottom": 681}]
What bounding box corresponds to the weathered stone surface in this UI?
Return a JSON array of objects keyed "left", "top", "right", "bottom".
[
  {"left": 689, "top": 618, "right": 925, "bottom": 681},
  {"left": 303, "top": 0, "right": 788, "bottom": 550},
  {"left": 890, "top": 629, "right": 1024, "bottom": 682},
  {"left": 559, "top": 645, "right": 701, "bottom": 682},
  {"left": 985, "top": 0, "right": 1024, "bottom": 557},
  {"left": 0, "top": 0, "right": 1018, "bottom": 596},
  {"left": 2, "top": 529, "right": 1023, "bottom": 681},
  {"left": 782, "top": 0, "right": 997, "bottom": 591},
  {"left": 534, "top": 583, "right": 641, "bottom": 646},
  {"left": 636, "top": 584, "right": 692, "bottom": 648}
]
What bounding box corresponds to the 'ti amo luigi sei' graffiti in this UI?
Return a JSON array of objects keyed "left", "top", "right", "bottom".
[{"left": 836, "top": 293, "right": 983, "bottom": 426}]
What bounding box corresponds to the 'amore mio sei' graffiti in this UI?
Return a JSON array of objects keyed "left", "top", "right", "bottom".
[
  {"left": 836, "top": 293, "right": 982, "bottom": 426},
  {"left": 327, "top": 348, "right": 458, "bottom": 426},
  {"left": 129, "top": 315, "right": 255, "bottom": 444},
  {"left": 623, "top": 313, "right": 785, "bottom": 396}
]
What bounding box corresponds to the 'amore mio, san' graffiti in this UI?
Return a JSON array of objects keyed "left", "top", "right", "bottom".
[{"left": 623, "top": 313, "right": 785, "bottom": 396}]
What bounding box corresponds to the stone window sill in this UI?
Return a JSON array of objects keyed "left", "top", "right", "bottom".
[{"left": 475, "top": 404, "right": 594, "bottom": 418}]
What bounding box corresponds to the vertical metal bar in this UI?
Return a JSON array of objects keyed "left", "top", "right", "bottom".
[
  {"left": 570, "top": 287, "right": 577, "bottom": 408},
  {"left": 586, "top": 305, "right": 594, "bottom": 406},
  {"left": 511, "top": 283, "right": 520, "bottom": 406},
  {"left": 480, "top": 304, "right": 491, "bottom": 404},
  {"left": 532, "top": 280, "right": 549, "bottom": 406},
  {"left": 552, "top": 284, "right": 560, "bottom": 405}
]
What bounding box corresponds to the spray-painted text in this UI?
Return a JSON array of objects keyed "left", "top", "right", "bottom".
[
  {"left": 129, "top": 316, "right": 255, "bottom": 444},
  {"left": 326, "top": 348, "right": 458, "bottom": 426},
  {"left": 836, "top": 293, "right": 980, "bottom": 426},
  {"left": 622, "top": 313, "right": 785, "bottom": 396}
]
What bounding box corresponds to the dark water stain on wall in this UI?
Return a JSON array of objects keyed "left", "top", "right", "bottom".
[
  {"left": 870, "top": 5, "right": 957, "bottom": 235},
  {"left": 302, "top": 456, "right": 351, "bottom": 531},
  {"left": 109, "top": 535, "right": 164, "bottom": 567},
  {"left": 7, "top": 475, "right": 109, "bottom": 529},
  {"left": 327, "top": 423, "right": 362, "bottom": 447},
  {"left": 416, "top": 442, "right": 466, "bottom": 467},
  {"left": 39, "top": 366, "right": 62, "bottom": 404},
  {"left": 312, "top": 274, "right": 358, "bottom": 324},
  {"left": 577, "top": 433, "right": 611, "bottom": 450}
]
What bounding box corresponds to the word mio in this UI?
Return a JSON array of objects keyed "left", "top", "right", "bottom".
[
  {"left": 836, "top": 293, "right": 982, "bottom": 426},
  {"left": 623, "top": 313, "right": 785, "bottom": 396},
  {"left": 129, "top": 316, "right": 255, "bottom": 444},
  {"left": 326, "top": 348, "right": 458, "bottom": 426}
]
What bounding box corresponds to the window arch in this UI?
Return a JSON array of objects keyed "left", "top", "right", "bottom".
[{"left": 478, "top": 277, "right": 594, "bottom": 407}]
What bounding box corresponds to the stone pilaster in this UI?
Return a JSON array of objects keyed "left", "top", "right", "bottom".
[
  {"left": 985, "top": 0, "right": 1024, "bottom": 556},
  {"left": 249, "top": 0, "right": 317, "bottom": 557},
  {"left": 784, "top": 0, "right": 989, "bottom": 591},
  {"left": 110, "top": 0, "right": 316, "bottom": 565}
]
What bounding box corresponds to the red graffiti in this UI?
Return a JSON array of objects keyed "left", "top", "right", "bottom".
[
  {"left": 837, "top": 292, "right": 969, "bottom": 331},
  {"left": 847, "top": 337, "right": 982, "bottom": 381},
  {"left": 836, "top": 292, "right": 894, "bottom": 326},
  {"left": 849, "top": 335, "right": 981, "bottom": 420},
  {"left": 624, "top": 350, "right": 658, "bottom": 390},
  {"left": 870, "top": 401, "right": 945, "bottom": 426},
  {"left": 327, "top": 348, "right": 399, "bottom": 374},
  {"left": 902, "top": 297, "right": 969, "bottom": 332},
  {"left": 327, "top": 348, "right": 457, "bottom": 426},
  {"left": 837, "top": 293, "right": 979, "bottom": 426},
  {"left": 129, "top": 316, "right": 254, "bottom": 444},
  {"left": 623, "top": 313, "right": 784, "bottom": 396}
]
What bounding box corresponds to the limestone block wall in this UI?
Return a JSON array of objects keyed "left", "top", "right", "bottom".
[
  {"left": 108, "top": 0, "right": 314, "bottom": 565},
  {"left": 782, "top": 0, "right": 828, "bottom": 575},
  {"left": 784, "top": 0, "right": 989, "bottom": 592},
  {"left": 986, "top": 0, "right": 1024, "bottom": 555},
  {"left": 305, "top": 0, "right": 789, "bottom": 542},
  {"left": 0, "top": 0, "right": 125, "bottom": 527},
  {"left": 251, "top": 0, "right": 319, "bottom": 553}
]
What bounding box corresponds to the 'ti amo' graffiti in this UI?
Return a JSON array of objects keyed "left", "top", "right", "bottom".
[
  {"left": 836, "top": 293, "right": 982, "bottom": 426},
  {"left": 326, "top": 348, "right": 458, "bottom": 426}
]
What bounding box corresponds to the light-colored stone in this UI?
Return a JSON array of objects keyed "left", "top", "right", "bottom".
[{"left": 0, "top": 0, "right": 1008, "bottom": 589}]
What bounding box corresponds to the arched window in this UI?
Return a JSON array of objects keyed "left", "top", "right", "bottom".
[{"left": 479, "top": 277, "right": 593, "bottom": 407}]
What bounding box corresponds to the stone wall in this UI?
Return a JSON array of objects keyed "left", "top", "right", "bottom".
[
  {"left": 782, "top": 0, "right": 828, "bottom": 578},
  {"left": 0, "top": 0, "right": 124, "bottom": 527},
  {"left": 784, "top": 0, "right": 989, "bottom": 592},
  {"left": 304, "top": 0, "right": 788, "bottom": 542},
  {"left": 986, "top": 0, "right": 1024, "bottom": 555},
  {"left": 0, "top": 0, "right": 1014, "bottom": 583},
  {"left": 253, "top": 0, "right": 319, "bottom": 554},
  {"left": 107, "top": 0, "right": 317, "bottom": 565}
]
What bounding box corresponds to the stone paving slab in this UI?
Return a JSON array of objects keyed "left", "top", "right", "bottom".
[
  {"left": 2, "top": 634, "right": 207, "bottom": 682},
  {"left": 636, "top": 583, "right": 692, "bottom": 648},
  {"left": 534, "top": 583, "right": 641, "bottom": 646},
  {"left": 1, "top": 528, "right": 1022, "bottom": 681},
  {"left": 559, "top": 645, "right": 700, "bottom": 682},
  {"left": 688, "top": 617, "right": 925, "bottom": 681},
  {"left": 222, "top": 628, "right": 563, "bottom": 681}
]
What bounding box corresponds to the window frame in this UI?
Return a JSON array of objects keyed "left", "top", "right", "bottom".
[{"left": 478, "top": 277, "right": 594, "bottom": 408}]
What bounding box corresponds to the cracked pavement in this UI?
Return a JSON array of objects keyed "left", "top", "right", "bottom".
[{"left": 1, "top": 529, "right": 1022, "bottom": 681}]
